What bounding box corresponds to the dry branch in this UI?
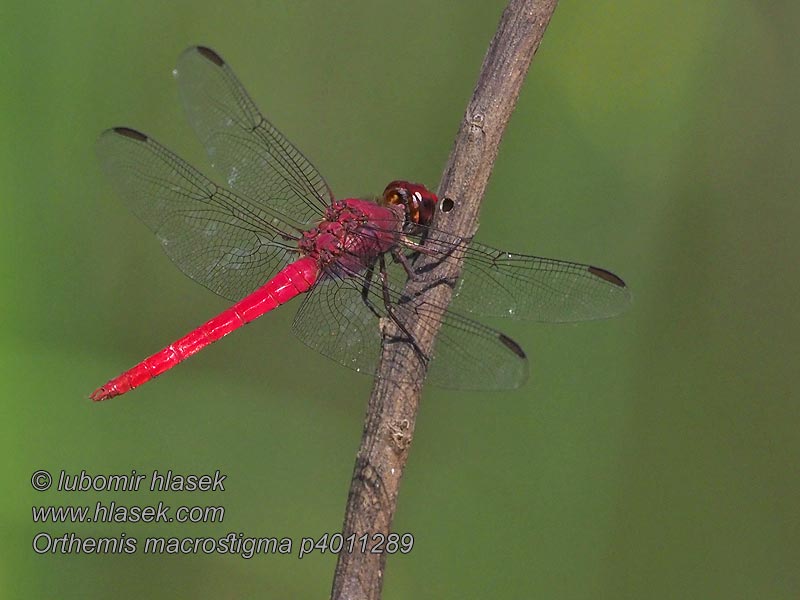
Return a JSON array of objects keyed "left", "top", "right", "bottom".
[{"left": 331, "top": 1, "right": 559, "bottom": 598}]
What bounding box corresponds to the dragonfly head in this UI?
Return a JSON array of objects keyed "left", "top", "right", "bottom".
[{"left": 382, "top": 181, "right": 438, "bottom": 228}]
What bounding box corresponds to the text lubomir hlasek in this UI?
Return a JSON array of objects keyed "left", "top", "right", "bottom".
[{"left": 56, "top": 470, "right": 226, "bottom": 492}]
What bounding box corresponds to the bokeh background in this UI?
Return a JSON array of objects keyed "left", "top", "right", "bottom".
[{"left": 2, "top": 1, "right": 798, "bottom": 598}]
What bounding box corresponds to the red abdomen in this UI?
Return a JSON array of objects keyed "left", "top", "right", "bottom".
[{"left": 90, "top": 257, "right": 319, "bottom": 401}]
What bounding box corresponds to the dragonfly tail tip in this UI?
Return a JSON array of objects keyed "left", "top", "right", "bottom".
[{"left": 89, "top": 386, "right": 115, "bottom": 402}]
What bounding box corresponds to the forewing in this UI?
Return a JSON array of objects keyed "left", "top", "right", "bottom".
[
  {"left": 454, "top": 241, "right": 631, "bottom": 321},
  {"left": 392, "top": 229, "right": 632, "bottom": 322},
  {"left": 96, "top": 127, "right": 298, "bottom": 302},
  {"left": 174, "top": 46, "right": 332, "bottom": 226}
]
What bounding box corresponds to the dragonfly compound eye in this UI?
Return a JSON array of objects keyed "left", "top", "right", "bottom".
[{"left": 383, "top": 181, "right": 438, "bottom": 226}]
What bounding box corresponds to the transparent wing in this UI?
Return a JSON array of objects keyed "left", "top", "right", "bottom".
[
  {"left": 454, "top": 241, "right": 632, "bottom": 321},
  {"left": 379, "top": 227, "right": 632, "bottom": 322},
  {"left": 291, "top": 275, "right": 383, "bottom": 378},
  {"left": 174, "top": 46, "right": 332, "bottom": 226},
  {"left": 291, "top": 269, "right": 528, "bottom": 391},
  {"left": 96, "top": 127, "right": 300, "bottom": 302}
]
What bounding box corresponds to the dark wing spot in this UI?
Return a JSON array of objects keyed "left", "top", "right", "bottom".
[
  {"left": 113, "top": 127, "right": 147, "bottom": 142},
  {"left": 196, "top": 46, "right": 225, "bottom": 67},
  {"left": 498, "top": 333, "right": 526, "bottom": 359},
  {"left": 588, "top": 266, "right": 626, "bottom": 288}
]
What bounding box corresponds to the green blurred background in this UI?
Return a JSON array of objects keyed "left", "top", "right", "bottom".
[{"left": 2, "top": 1, "right": 798, "bottom": 598}]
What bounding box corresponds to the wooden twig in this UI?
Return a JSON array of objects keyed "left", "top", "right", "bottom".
[{"left": 330, "top": 1, "right": 559, "bottom": 598}]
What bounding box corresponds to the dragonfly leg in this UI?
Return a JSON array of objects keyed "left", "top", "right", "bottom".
[
  {"left": 391, "top": 248, "right": 419, "bottom": 281},
  {"left": 360, "top": 259, "right": 384, "bottom": 320},
  {"left": 378, "top": 254, "right": 429, "bottom": 366},
  {"left": 358, "top": 255, "right": 429, "bottom": 366}
]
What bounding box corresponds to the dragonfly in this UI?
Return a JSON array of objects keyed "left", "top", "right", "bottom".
[{"left": 90, "top": 46, "right": 630, "bottom": 401}]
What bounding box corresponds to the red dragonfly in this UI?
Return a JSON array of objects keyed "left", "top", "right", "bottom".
[{"left": 90, "top": 46, "right": 630, "bottom": 401}]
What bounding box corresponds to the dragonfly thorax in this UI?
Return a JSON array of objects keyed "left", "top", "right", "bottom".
[{"left": 298, "top": 199, "right": 404, "bottom": 276}]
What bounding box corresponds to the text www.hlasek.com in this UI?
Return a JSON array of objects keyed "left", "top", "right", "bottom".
[{"left": 32, "top": 502, "right": 224, "bottom": 524}]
